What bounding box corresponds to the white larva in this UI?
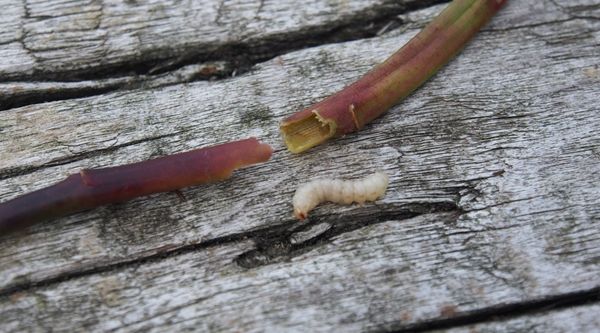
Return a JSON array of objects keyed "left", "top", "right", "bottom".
[{"left": 293, "top": 171, "right": 389, "bottom": 220}]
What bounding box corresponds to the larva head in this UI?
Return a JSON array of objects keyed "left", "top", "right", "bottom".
[
  {"left": 292, "top": 183, "right": 317, "bottom": 220},
  {"left": 294, "top": 208, "right": 308, "bottom": 220}
]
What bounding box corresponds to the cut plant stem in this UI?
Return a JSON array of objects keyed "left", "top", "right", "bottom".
[
  {"left": 0, "top": 138, "right": 273, "bottom": 235},
  {"left": 280, "top": 0, "right": 507, "bottom": 153}
]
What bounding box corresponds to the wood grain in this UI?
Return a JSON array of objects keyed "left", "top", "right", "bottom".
[
  {"left": 1, "top": 0, "right": 599, "bottom": 331},
  {"left": 439, "top": 304, "right": 600, "bottom": 333},
  {"left": 0, "top": 0, "right": 434, "bottom": 81}
]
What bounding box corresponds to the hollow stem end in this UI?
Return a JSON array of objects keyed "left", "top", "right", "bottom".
[{"left": 280, "top": 110, "right": 337, "bottom": 153}]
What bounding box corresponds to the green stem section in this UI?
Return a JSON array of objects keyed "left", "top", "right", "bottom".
[{"left": 280, "top": 0, "right": 507, "bottom": 153}]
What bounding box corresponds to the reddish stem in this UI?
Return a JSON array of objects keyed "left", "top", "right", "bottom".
[
  {"left": 0, "top": 138, "right": 273, "bottom": 234},
  {"left": 280, "top": 0, "right": 507, "bottom": 153}
]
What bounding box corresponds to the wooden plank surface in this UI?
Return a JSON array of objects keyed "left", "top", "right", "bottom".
[
  {"left": 438, "top": 303, "right": 600, "bottom": 333},
  {"left": 0, "top": 0, "right": 437, "bottom": 109},
  {"left": 0, "top": 0, "right": 434, "bottom": 80},
  {"left": 1, "top": 0, "right": 600, "bottom": 331}
]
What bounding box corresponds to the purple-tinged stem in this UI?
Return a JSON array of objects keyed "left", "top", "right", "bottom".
[
  {"left": 280, "top": 0, "right": 507, "bottom": 153},
  {"left": 0, "top": 138, "right": 273, "bottom": 235}
]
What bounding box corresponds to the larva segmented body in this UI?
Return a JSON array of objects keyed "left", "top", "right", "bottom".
[{"left": 293, "top": 172, "right": 389, "bottom": 220}]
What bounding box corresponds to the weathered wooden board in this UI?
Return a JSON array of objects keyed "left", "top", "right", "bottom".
[
  {"left": 0, "top": 0, "right": 436, "bottom": 81},
  {"left": 1, "top": 0, "right": 600, "bottom": 331},
  {"left": 439, "top": 304, "right": 600, "bottom": 333},
  {"left": 0, "top": 0, "right": 441, "bottom": 109},
  {"left": 2, "top": 212, "right": 600, "bottom": 332}
]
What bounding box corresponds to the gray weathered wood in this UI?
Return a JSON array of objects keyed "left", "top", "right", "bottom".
[
  {"left": 0, "top": 61, "right": 228, "bottom": 110},
  {"left": 439, "top": 304, "right": 600, "bottom": 333},
  {"left": 0, "top": 0, "right": 434, "bottom": 110},
  {"left": 0, "top": 0, "right": 428, "bottom": 80},
  {"left": 1, "top": 0, "right": 600, "bottom": 331}
]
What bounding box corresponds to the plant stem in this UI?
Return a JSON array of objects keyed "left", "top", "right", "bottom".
[
  {"left": 280, "top": 0, "right": 507, "bottom": 153},
  {"left": 0, "top": 138, "right": 273, "bottom": 234}
]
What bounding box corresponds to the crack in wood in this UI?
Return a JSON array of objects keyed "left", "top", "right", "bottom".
[
  {"left": 0, "top": 200, "right": 460, "bottom": 298},
  {"left": 0, "top": 84, "right": 117, "bottom": 112},
  {"left": 236, "top": 201, "right": 461, "bottom": 269},
  {"left": 0, "top": 62, "right": 230, "bottom": 111},
  {"left": 34, "top": 0, "right": 450, "bottom": 82},
  {"left": 390, "top": 286, "right": 600, "bottom": 332},
  {"left": 3, "top": 203, "right": 600, "bottom": 333},
  {"left": 1, "top": 0, "right": 449, "bottom": 111}
]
